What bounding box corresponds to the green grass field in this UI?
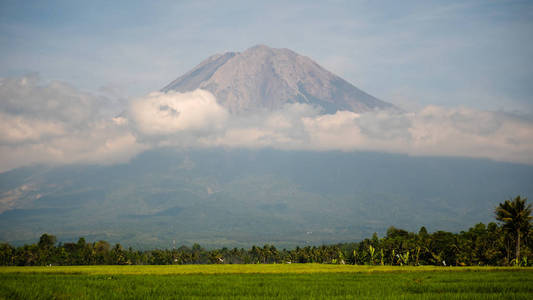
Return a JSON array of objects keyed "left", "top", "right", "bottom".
[{"left": 1, "top": 265, "right": 532, "bottom": 299}]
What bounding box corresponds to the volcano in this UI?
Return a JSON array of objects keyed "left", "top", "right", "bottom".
[{"left": 162, "top": 45, "right": 395, "bottom": 114}]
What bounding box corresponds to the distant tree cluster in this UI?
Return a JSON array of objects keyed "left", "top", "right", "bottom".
[{"left": 0, "top": 196, "right": 531, "bottom": 266}]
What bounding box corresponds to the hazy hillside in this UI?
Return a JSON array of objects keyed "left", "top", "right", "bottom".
[{"left": 1, "top": 149, "right": 531, "bottom": 249}]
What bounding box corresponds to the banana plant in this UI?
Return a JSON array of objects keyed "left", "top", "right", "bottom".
[
  {"left": 511, "top": 258, "right": 518, "bottom": 266},
  {"left": 430, "top": 250, "right": 444, "bottom": 266},
  {"left": 337, "top": 250, "right": 345, "bottom": 264},
  {"left": 510, "top": 257, "right": 528, "bottom": 267},
  {"left": 368, "top": 245, "right": 376, "bottom": 265},
  {"left": 399, "top": 251, "right": 410, "bottom": 266}
]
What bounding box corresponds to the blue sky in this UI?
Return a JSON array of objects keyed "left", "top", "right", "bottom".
[{"left": 1, "top": 0, "right": 532, "bottom": 112}]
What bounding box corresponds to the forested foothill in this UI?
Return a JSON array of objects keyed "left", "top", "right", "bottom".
[{"left": 1, "top": 196, "right": 531, "bottom": 267}]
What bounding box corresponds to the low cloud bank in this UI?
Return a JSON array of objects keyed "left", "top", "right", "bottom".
[
  {"left": 0, "top": 76, "right": 146, "bottom": 172},
  {"left": 127, "top": 89, "right": 533, "bottom": 164},
  {"left": 1, "top": 76, "right": 532, "bottom": 172}
]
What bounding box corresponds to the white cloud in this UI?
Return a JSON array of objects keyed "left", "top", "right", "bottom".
[
  {"left": 126, "top": 89, "right": 533, "bottom": 164},
  {"left": 406, "top": 106, "right": 533, "bottom": 163},
  {"left": 0, "top": 112, "right": 66, "bottom": 143},
  {"left": 129, "top": 89, "right": 228, "bottom": 136},
  {"left": 1, "top": 76, "right": 532, "bottom": 172},
  {"left": 0, "top": 76, "right": 146, "bottom": 172}
]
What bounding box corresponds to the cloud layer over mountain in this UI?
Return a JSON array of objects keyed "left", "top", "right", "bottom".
[
  {"left": 0, "top": 76, "right": 146, "bottom": 172},
  {"left": 1, "top": 76, "right": 532, "bottom": 172}
]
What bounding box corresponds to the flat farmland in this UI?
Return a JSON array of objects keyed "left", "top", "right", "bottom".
[{"left": 1, "top": 265, "right": 532, "bottom": 299}]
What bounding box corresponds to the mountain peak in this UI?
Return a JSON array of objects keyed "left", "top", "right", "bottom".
[
  {"left": 162, "top": 46, "right": 395, "bottom": 114},
  {"left": 248, "top": 44, "right": 272, "bottom": 50}
]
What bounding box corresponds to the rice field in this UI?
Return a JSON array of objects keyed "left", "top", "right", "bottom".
[{"left": 1, "top": 264, "right": 532, "bottom": 299}]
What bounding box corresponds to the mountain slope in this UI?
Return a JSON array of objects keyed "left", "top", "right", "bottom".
[
  {"left": 1, "top": 149, "right": 532, "bottom": 249},
  {"left": 162, "top": 45, "right": 394, "bottom": 113}
]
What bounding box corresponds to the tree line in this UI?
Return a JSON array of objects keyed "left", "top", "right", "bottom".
[{"left": 0, "top": 196, "right": 531, "bottom": 266}]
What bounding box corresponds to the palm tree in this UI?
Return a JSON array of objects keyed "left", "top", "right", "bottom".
[{"left": 495, "top": 196, "right": 532, "bottom": 264}]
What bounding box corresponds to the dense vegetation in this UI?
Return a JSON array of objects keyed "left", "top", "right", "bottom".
[{"left": 1, "top": 196, "right": 530, "bottom": 267}]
